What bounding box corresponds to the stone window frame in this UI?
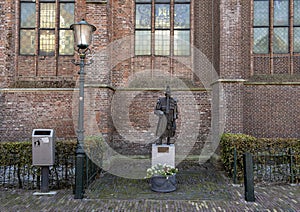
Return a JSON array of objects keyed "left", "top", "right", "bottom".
[
  {"left": 251, "top": 0, "right": 300, "bottom": 75},
  {"left": 19, "top": 0, "right": 75, "bottom": 56},
  {"left": 134, "top": 0, "right": 191, "bottom": 57}
]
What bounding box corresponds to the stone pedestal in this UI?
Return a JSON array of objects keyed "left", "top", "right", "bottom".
[
  {"left": 150, "top": 144, "right": 177, "bottom": 192},
  {"left": 151, "top": 144, "right": 175, "bottom": 167}
]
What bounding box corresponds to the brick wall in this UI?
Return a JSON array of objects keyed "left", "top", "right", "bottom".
[
  {"left": 219, "top": 0, "right": 245, "bottom": 134},
  {"left": 0, "top": 0, "right": 15, "bottom": 88},
  {"left": 194, "top": 0, "right": 220, "bottom": 75},
  {"left": 220, "top": 0, "right": 243, "bottom": 79},
  {"left": 222, "top": 82, "right": 244, "bottom": 133},
  {"left": 0, "top": 89, "right": 75, "bottom": 142},
  {"left": 244, "top": 84, "right": 300, "bottom": 138}
]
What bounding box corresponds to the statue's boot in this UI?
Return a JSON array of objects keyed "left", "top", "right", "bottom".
[{"left": 156, "top": 138, "right": 163, "bottom": 145}]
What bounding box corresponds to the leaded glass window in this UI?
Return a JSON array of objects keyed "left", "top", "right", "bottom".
[
  {"left": 136, "top": 4, "right": 151, "bottom": 29},
  {"left": 59, "top": 3, "right": 75, "bottom": 55},
  {"left": 294, "top": 0, "right": 300, "bottom": 52},
  {"left": 174, "top": 3, "right": 190, "bottom": 55},
  {"left": 253, "top": 0, "right": 300, "bottom": 54},
  {"left": 174, "top": 30, "right": 190, "bottom": 55},
  {"left": 135, "top": 0, "right": 190, "bottom": 56},
  {"left": 135, "top": 31, "right": 151, "bottom": 55},
  {"left": 273, "top": 27, "right": 289, "bottom": 53},
  {"left": 19, "top": 0, "right": 74, "bottom": 56},
  {"left": 174, "top": 4, "right": 190, "bottom": 29},
  {"left": 273, "top": 0, "right": 289, "bottom": 53},
  {"left": 135, "top": 1, "right": 152, "bottom": 55},
  {"left": 155, "top": 4, "right": 170, "bottom": 29},
  {"left": 40, "top": 3, "right": 56, "bottom": 56},
  {"left": 253, "top": 28, "right": 269, "bottom": 54},
  {"left": 294, "top": 27, "right": 300, "bottom": 52},
  {"left": 253, "top": 0, "right": 269, "bottom": 54},
  {"left": 274, "top": 0, "right": 289, "bottom": 26},
  {"left": 20, "top": 2, "right": 36, "bottom": 55},
  {"left": 294, "top": 0, "right": 300, "bottom": 25},
  {"left": 155, "top": 30, "right": 170, "bottom": 55}
]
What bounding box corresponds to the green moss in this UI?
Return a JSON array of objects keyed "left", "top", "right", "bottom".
[{"left": 12, "top": 80, "right": 75, "bottom": 88}]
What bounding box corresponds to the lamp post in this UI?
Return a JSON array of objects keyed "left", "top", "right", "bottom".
[{"left": 70, "top": 19, "right": 96, "bottom": 199}]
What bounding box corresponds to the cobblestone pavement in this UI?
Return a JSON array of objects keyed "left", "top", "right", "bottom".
[
  {"left": 0, "top": 185, "right": 299, "bottom": 211},
  {"left": 0, "top": 162, "right": 299, "bottom": 211}
]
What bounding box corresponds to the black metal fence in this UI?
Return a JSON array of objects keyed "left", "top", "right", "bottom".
[
  {"left": 0, "top": 145, "right": 99, "bottom": 190},
  {"left": 253, "top": 148, "right": 299, "bottom": 184},
  {"left": 233, "top": 147, "right": 299, "bottom": 185},
  {"left": 85, "top": 156, "right": 99, "bottom": 187}
]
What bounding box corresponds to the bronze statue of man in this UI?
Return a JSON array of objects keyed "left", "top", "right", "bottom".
[{"left": 154, "top": 86, "right": 178, "bottom": 145}]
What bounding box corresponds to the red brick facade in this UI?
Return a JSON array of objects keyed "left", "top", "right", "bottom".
[{"left": 0, "top": 0, "right": 299, "bottom": 154}]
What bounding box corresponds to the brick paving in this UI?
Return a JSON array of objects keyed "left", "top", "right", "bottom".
[
  {"left": 0, "top": 166, "right": 299, "bottom": 212},
  {"left": 0, "top": 185, "right": 299, "bottom": 211}
]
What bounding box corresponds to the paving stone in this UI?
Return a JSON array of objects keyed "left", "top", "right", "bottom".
[{"left": 0, "top": 163, "right": 299, "bottom": 211}]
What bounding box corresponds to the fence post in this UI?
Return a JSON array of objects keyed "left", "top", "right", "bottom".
[
  {"left": 233, "top": 147, "right": 237, "bottom": 184},
  {"left": 289, "top": 148, "right": 294, "bottom": 184},
  {"left": 243, "top": 152, "right": 255, "bottom": 202}
]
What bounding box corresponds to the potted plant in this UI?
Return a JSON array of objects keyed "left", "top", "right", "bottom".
[{"left": 146, "top": 163, "right": 178, "bottom": 192}]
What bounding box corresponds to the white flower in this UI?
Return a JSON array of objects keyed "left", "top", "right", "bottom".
[{"left": 146, "top": 163, "right": 178, "bottom": 178}]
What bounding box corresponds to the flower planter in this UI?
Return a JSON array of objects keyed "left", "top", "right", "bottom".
[{"left": 150, "top": 174, "right": 176, "bottom": 193}]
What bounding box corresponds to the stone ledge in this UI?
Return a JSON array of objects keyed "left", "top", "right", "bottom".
[
  {"left": 0, "top": 88, "right": 75, "bottom": 93},
  {"left": 244, "top": 82, "right": 300, "bottom": 86}
]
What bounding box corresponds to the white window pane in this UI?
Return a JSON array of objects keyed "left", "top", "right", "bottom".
[
  {"left": 136, "top": 4, "right": 151, "bottom": 29},
  {"left": 60, "top": 3, "right": 75, "bottom": 28},
  {"left": 253, "top": 0, "right": 269, "bottom": 26},
  {"left": 155, "top": 4, "right": 170, "bottom": 29},
  {"left": 253, "top": 28, "right": 269, "bottom": 54},
  {"left": 39, "top": 30, "right": 55, "bottom": 56},
  {"left": 136, "top": 0, "right": 151, "bottom": 2},
  {"left": 274, "top": 0, "right": 289, "bottom": 26},
  {"left": 294, "top": 0, "right": 300, "bottom": 25},
  {"left": 174, "top": 30, "right": 190, "bottom": 56},
  {"left": 273, "top": 27, "right": 289, "bottom": 53},
  {"left": 59, "top": 30, "right": 74, "bottom": 55},
  {"left": 175, "top": 0, "right": 190, "bottom": 2},
  {"left": 135, "top": 31, "right": 151, "bottom": 55},
  {"left": 155, "top": 0, "right": 170, "bottom": 2},
  {"left": 155, "top": 30, "right": 170, "bottom": 55},
  {"left": 174, "top": 4, "right": 190, "bottom": 29},
  {"left": 40, "top": 3, "right": 56, "bottom": 29},
  {"left": 20, "top": 30, "right": 35, "bottom": 55},
  {"left": 294, "top": 27, "right": 300, "bottom": 52},
  {"left": 21, "top": 3, "right": 36, "bottom": 28}
]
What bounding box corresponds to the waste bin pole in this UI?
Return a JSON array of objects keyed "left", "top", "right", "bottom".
[
  {"left": 41, "top": 166, "right": 49, "bottom": 193},
  {"left": 74, "top": 53, "right": 86, "bottom": 199}
]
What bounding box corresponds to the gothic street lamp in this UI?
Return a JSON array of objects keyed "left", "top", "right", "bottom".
[{"left": 70, "top": 19, "right": 96, "bottom": 199}]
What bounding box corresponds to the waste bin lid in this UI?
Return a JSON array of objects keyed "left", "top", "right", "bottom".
[{"left": 32, "top": 129, "right": 54, "bottom": 136}]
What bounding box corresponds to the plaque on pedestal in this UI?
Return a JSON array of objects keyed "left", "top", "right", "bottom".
[{"left": 151, "top": 144, "right": 175, "bottom": 167}]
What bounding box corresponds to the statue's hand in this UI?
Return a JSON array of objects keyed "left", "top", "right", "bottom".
[{"left": 154, "top": 110, "right": 164, "bottom": 116}]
